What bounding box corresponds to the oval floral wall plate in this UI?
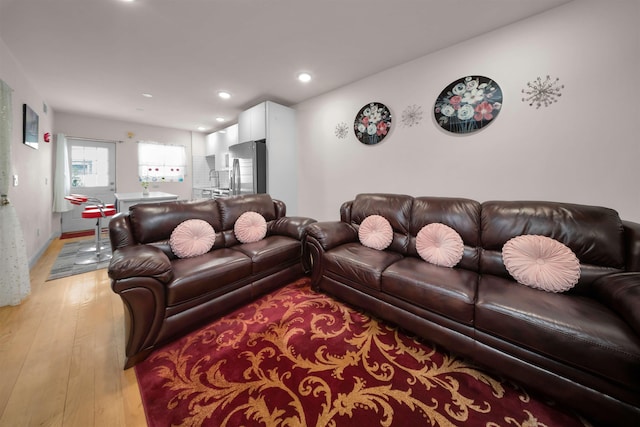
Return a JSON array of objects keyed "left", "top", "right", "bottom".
[
  {"left": 434, "top": 76, "right": 502, "bottom": 134},
  {"left": 354, "top": 102, "right": 392, "bottom": 145}
]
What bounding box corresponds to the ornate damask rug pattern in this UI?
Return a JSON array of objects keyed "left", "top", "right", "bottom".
[{"left": 135, "top": 278, "right": 591, "bottom": 427}]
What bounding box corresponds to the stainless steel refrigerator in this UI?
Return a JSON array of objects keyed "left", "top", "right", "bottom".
[{"left": 228, "top": 139, "right": 267, "bottom": 196}]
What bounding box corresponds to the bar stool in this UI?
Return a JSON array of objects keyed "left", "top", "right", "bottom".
[
  {"left": 76, "top": 206, "right": 116, "bottom": 264},
  {"left": 64, "top": 194, "right": 117, "bottom": 264},
  {"left": 78, "top": 203, "right": 116, "bottom": 252}
]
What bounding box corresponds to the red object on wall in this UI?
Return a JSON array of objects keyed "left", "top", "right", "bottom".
[{"left": 44, "top": 132, "right": 51, "bottom": 143}]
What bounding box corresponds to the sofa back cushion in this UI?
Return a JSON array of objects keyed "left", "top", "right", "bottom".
[
  {"left": 128, "top": 199, "right": 223, "bottom": 258},
  {"left": 347, "top": 194, "right": 414, "bottom": 253},
  {"left": 130, "top": 199, "right": 221, "bottom": 243},
  {"left": 480, "top": 201, "right": 625, "bottom": 293},
  {"left": 409, "top": 197, "right": 481, "bottom": 271}
]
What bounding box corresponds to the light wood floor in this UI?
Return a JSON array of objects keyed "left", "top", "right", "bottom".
[{"left": 0, "top": 237, "right": 147, "bottom": 427}]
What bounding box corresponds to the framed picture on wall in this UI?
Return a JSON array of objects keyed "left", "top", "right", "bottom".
[
  {"left": 433, "top": 76, "right": 502, "bottom": 134},
  {"left": 353, "top": 102, "right": 392, "bottom": 145},
  {"left": 23, "top": 103, "right": 39, "bottom": 149}
]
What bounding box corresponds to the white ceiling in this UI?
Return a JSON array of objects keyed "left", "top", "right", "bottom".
[{"left": 0, "top": 0, "right": 571, "bottom": 133}]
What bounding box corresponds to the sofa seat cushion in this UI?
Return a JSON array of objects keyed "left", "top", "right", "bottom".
[
  {"left": 381, "top": 258, "right": 477, "bottom": 325},
  {"left": 166, "top": 249, "right": 252, "bottom": 306},
  {"left": 323, "top": 243, "right": 404, "bottom": 291},
  {"left": 476, "top": 275, "right": 640, "bottom": 389},
  {"left": 232, "top": 235, "right": 301, "bottom": 274}
]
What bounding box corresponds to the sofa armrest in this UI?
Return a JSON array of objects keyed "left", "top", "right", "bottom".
[
  {"left": 108, "top": 245, "right": 173, "bottom": 368},
  {"left": 623, "top": 220, "right": 640, "bottom": 272},
  {"left": 269, "top": 216, "right": 317, "bottom": 240},
  {"left": 109, "top": 212, "right": 136, "bottom": 250},
  {"left": 108, "top": 245, "right": 173, "bottom": 284},
  {"left": 593, "top": 272, "right": 640, "bottom": 335},
  {"left": 305, "top": 221, "right": 358, "bottom": 251}
]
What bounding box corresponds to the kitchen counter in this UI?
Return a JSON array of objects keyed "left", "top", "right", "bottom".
[
  {"left": 114, "top": 191, "right": 179, "bottom": 212},
  {"left": 192, "top": 186, "right": 230, "bottom": 199}
]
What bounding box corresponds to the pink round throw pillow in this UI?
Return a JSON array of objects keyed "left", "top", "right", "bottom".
[
  {"left": 503, "top": 235, "right": 580, "bottom": 293},
  {"left": 358, "top": 215, "right": 393, "bottom": 250},
  {"left": 169, "top": 219, "right": 216, "bottom": 258},
  {"left": 416, "top": 223, "right": 464, "bottom": 267},
  {"left": 234, "top": 211, "right": 267, "bottom": 243}
]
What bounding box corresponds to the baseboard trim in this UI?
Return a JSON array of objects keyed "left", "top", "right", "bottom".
[{"left": 60, "top": 230, "right": 94, "bottom": 239}]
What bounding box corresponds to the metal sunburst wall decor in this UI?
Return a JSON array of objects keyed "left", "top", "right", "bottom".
[
  {"left": 335, "top": 122, "right": 349, "bottom": 139},
  {"left": 522, "top": 75, "right": 564, "bottom": 109},
  {"left": 401, "top": 104, "right": 424, "bottom": 127}
]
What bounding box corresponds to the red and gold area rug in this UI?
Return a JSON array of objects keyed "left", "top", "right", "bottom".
[{"left": 135, "top": 278, "right": 591, "bottom": 427}]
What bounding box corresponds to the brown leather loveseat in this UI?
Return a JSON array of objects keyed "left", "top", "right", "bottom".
[
  {"left": 305, "top": 193, "right": 640, "bottom": 426},
  {"left": 108, "top": 194, "right": 316, "bottom": 369}
]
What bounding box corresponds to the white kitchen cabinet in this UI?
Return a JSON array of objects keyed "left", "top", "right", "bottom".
[
  {"left": 205, "top": 124, "right": 238, "bottom": 171},
  {"left": 237, "top": 101, "right": 297, "bottom": 214},
  {"left": 204, "top": 132, "right": 221, "bottom": 156},
  {"left": 238, "top": 102, "right": 266, "bottom": 142}
]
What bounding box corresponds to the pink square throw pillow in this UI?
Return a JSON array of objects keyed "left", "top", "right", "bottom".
[
  {"left": 358, "top": 215, "right": 393, "bottom": 250},
  {"left": 169, "top": 219, "right": 216, "bottom": 258},
  {"left": 234, "top": 211, "right": 267, "bottom": 243},
  {"left": 416, "top": 223, "right": 464, "bottom": 267},
  {"left": 502, "top": 235, "right": 580, "bottom": 293}
]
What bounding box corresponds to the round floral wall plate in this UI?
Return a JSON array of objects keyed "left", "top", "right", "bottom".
[
  {"left": 354, "top": 102, "right": 392, "bottom": 145},
  {"left": 434, "top": 76, "right": 502, "bottom": 134}
]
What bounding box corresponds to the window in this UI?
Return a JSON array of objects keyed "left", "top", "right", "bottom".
[
  {"left": 70, "top": 145, "right": 110, "bottom": 187},
  {"left": 138, "top": 141, "right": 186, "bottom": 183}
]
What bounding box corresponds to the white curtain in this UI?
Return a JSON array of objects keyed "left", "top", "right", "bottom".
[
  {"left": 0, "top": 79, "right": 30, "bottom": 306},
  {"left": 138, "top": 141, "right": 187, "bottom": 182},
  {"left": 52, "top": 133, "right": 73, "bottom": 212}
]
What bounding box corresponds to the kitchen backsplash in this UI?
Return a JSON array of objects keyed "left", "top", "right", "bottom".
[
  {"left": 192, "top": 155, "right": 210, "bottom": 188},
  {"left": 192, "top": 155, "right": 230, "bottom": 188}
]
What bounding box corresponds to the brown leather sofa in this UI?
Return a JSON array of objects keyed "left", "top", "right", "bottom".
[
  {"left": 108, "top": 194, "right": 316, "bottom": 369},
  {"left": 304, "top": 193, "right": 640, "bottom": 427}
]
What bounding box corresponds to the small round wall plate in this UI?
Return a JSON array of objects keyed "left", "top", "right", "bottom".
[
  {"left": 354, "top": 102, "right": 392, "bottom": 145},
  {"left": 434, "top": 76, "right": 502, "bottom": 134}
]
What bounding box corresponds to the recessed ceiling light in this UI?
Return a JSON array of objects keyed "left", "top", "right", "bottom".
[
  {"left": 297, "top": 72, "right": 312, "bottom": 83},
  {"left": 216, "top": 117, "right": 225, "bottom": 122},
  {"left": 218, "top": 91, "right": 231, "bottom": 99},
  {"left": 142, "top": 93, "right": 153, "bottom": 98},
  {"left": 197, "top": 126, "right": 207, "bottom": 131}
]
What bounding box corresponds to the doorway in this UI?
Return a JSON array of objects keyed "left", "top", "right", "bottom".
[{"left": 61, "top": 139, "right": 116, "bottom": 233}]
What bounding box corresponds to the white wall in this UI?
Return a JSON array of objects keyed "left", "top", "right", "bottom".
[
  {"left": 54, "top": 112, "right": 204, "bottom": 201},
  {"left": 295, "top": 0, "right": 640, "bottom": 222},
  {"left": 0, "top": 31, "right": 206, "bottom": 265},
  {"left": 0, "top": 37, "right": 55, "bottom": 265},
  {"left": 265, "top": 101, "right": 298, "bottom": 215},
  {"left": 3, "top": 0, "right": 639, "bottom": 264}
]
